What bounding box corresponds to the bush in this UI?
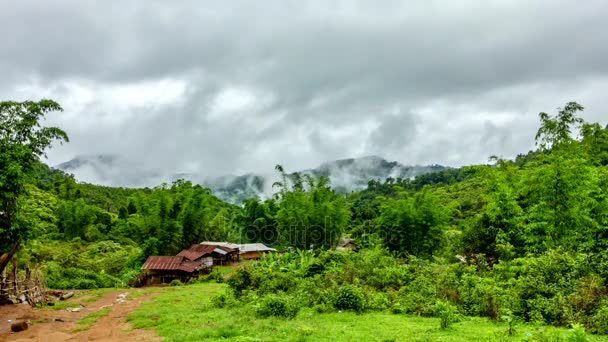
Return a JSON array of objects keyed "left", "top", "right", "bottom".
[
  {"left": 313, "top": 303, "right": 333, "bottom": 313},
  {"left": 169, "top": 279, "right": 183, "bottom": 286},
  {"left": 334, "top": 285, "right": 365, "bottom": 312},
  {"left": 435, "top": 300, "right": 458, "bottom": 329},
  {"left": 365, "top": 291, "right": 391, "bottom": 311},
  {"left": 211, "top": 268, "right": 225, "bottom": 283},
  {"left": 255, "top": 295, "right": 300, "bottom": 319},
  {"left": 46, "top": 266, "right": 122, "bottom": 289},
  {"left": 227, "top": 268, "right": 254, "bottom": 296},
  {"left": 458, "top": 271, "right": 504, "bottom": 319},
  {"left": 211, "top": 292, "right": 235, "bottom": 309},
  {"left": 568, "top": 324, "right": 588, "bottom": 342},
  {"left": 257, "top": 271, "right": 297, "bottom": 295},
  {"left": 591, "top": 303, "right": 608, "bottom": 334}
]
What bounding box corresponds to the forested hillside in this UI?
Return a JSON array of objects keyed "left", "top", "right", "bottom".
[{"left": 4, "top": 101, "right": 608, "bottom": 333}]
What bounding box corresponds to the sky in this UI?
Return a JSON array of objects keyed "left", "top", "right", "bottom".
[{"left": 2, "top": 0, "right": 608, "bottom": 179}]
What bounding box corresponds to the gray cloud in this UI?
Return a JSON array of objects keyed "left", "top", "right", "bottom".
[{"left": 1, "top": 0, "right": 608, "bottom": 183}]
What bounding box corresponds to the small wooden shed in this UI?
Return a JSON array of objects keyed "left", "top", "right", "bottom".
[
  {"left": 141, "top": 256, "right": 196, "bottom": 285},
  {"left": 336, "top": 239, "right": 358, "bottom": 251},
  {"left": 238, "top": 243, "right": 277, "bottom": 260}
]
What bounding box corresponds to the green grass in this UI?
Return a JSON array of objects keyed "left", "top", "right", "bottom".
[
  {"left": 127, "top": 283, "right": 608, "bottom": 342},
  {"left": 73, "top": 308, "right": 111, "bottom": 332},
  {"left": 214, "top": 265, "right": 237, "bottom": 277},
  {"left": 126, "top": 287, "right": 163, "bottom": 300}
]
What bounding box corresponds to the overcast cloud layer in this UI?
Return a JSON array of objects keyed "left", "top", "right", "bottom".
[{"left": 2, "top": 0, "right": 608, "bottom": 180}]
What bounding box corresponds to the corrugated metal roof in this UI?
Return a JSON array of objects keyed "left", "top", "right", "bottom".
[
  {"left": 177, "top": 244, "right": 215, "bottom": 261},
  {"left": 202, "top": 242, "right": 277, "bottom": 253},
  {"left": 142, "top": 256, "right": 196, "bottom": 272},
  {"left": 200, "top": 241, "right": 240, "bottom": 249},
  {"left": 213, "top": 248, "right": 228, "bottom": 255},
  {"left": 238, "top": 243, "right": 276, "bottom": 253},
  {"left": 177, "top": 244, "right": 238, "bottom": 261}
]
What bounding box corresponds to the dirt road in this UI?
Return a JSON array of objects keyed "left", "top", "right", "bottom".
[{"left": 0, "top": 289, "right": 161, "bottom": 342}]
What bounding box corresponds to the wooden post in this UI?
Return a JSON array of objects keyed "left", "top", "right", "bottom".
[
  {"left": 12, "top": 258, "right": 18, "bottom": 294},
  {"left": 1, "top": 266, "right": 5, "bottom": 290}
]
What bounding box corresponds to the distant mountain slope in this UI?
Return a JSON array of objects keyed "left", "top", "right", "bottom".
[{"left": 55, "top": 155, "right": 447, "bottom": 203}]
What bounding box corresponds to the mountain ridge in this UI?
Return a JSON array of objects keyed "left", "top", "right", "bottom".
[{"left": 56, "top": 154, "right": 448, "bottom": 203}]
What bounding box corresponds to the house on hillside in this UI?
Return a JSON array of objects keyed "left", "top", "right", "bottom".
[
  {"left": 141, "top": 256, "right": 198, "bottom": 285},
  {"left": 238, "top": 243, "right": 277, "bottom": 260},
  {"left": 177, "top": 244, "right": 239, "bottom": 266},
  {"left": 200, "top": 241, "right": 277, "bottom": 260},
  {"left": 336, "top": 239, "right": 357, "bottom": 251}
]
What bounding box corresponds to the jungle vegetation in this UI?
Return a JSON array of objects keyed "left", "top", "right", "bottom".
[{"left": 2, "top": 99, "right": 608, "bottom": 333}]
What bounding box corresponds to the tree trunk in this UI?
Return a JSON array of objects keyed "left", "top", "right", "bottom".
[
  {"left": 12, "top": 258, "right": 17, "bottom": 294},
  {"left": 0, "top": 240, "right": 20, "bottom": 281}
]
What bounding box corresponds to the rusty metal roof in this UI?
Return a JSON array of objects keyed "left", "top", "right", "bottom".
[
  {"left": 177, "top": 244, "right": 238, "bottom": 261},
  {"left": 142, "top": 256, "right": 195, "bottom": 272}
]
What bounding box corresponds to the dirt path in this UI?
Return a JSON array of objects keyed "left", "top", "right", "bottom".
[{"left": 0, "top": 289, "right": 161, "bottom": 342}]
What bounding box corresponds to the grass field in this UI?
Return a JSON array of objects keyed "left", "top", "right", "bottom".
[{"left": 127, "top": 283, "right": 608, "bottom": 342}]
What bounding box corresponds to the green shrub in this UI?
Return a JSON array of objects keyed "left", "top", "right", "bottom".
[
  {"left": 211, "top": 292, "right": 235, "bottom": 309},
  {"left": 590, "top": 303, "right": 608, "bottom": 334},
  {"left": 366, "top": 265, "right": 410, "bottom": 291},
  {"left": 255, "top": 295, "right": 300, "bottom": 319},
  {"left": 46, "top": 266, "right": 122, "bottom": 289},
  {"left": 334, "top": 285, "right": 365, "bottom": 312},
  {"left": 227, "top": 267, "right": 254, "bottom": 296},
  {"left": 397, "top": 286, "right": 437, "bottom": 317},
  {"left": 304, "top": 260, "right": 325, "bottom": 277},
  {"left": 391, "top": 303, "right": 404, "bottom": 314},
  {"left": 435, "top": 300, "right": 458, "bottom": 329},
  {"left": 257, "top": 271, "right": 298, "bottom": 295},
  {"left": 169, "top": 279, "right": 183, "bottom": 286},
  {"left": 365, "top": 291, "right": 391, "bottom": 311},
  {"left": 501, "top": 309, "right": 517, "bottom": 336},
  {"left": 313, "top": 303, "right": 333, "bottom": 313},
  {"left": 568, "top": 324, "right": 588, "bottom": 342},
  {"left": 210, "top": 268, "right": 224, "bottom": 283},
  {"left": 458, "top": 271, "right": 503, "bottom": 319}
]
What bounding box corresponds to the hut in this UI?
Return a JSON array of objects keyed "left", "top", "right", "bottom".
[
  {"left": 336, "top": 239, "right": 357, "bottom": 251},
  {"left": 238, "top": 243, "right": 277, "bottom": 260},
  {"left": 200, "top": 242, "right": 277, "bottom": 261},
  {"left": 141, "top": 256, "right": 196, "bottom": 285},
  {"left": 177, "top": 244, "right": 239, "bottom": 266}
]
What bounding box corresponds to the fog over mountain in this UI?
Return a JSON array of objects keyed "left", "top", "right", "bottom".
[{"left": 56, "top": 155, "right": 446, "bottom": 203}]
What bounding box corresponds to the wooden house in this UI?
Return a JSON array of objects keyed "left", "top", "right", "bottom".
[
  {"left": 141, "top": 256, "right": 197, "bottom": 285},
  {"left": 238, "top": 243, "right": 277, "bottom": 260},
  {"left": 178, "top": 244, "right": 239, "bottom": 266},
  {"left": 200, "top": 242, "right": 277, "bottom": 261}
]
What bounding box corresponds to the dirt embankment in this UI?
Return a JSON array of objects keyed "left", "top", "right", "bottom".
[{"left": 0, "top": 289, "right": 161, "bottom": 342}]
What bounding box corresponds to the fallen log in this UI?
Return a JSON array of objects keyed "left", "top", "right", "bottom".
[{"left": 60, "top": 291, "right": 75, "bottom": 300}]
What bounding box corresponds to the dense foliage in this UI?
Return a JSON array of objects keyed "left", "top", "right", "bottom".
[
  {"left": 1, "top": 99, "right": 68, "bottom": 274},
  {"left": 6, "top": 99, "right": 608, "bottom": 334}
]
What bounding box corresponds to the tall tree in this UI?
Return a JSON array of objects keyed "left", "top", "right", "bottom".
[
  {"left": 377, "top": 190, "right": 446, "bottom": 257},
  {"left": 0, "top": 99, "right": 68, "bottom": 274},
  {"left": 273, "top": 166, "right": 350, "bottom": 250},
  {"left": 535, "top": 101, "right": 584, "bottom": 150}
]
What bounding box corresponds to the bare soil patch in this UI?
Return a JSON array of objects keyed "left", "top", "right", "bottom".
[{"left": 0, "top": 289, "right": 161, "bottom": 342}]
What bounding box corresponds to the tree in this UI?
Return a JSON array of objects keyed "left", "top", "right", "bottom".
[
  {"left": 273, "top": 166, "right": 350, "bottom": 250},
  {"left": 535, "top": 102, "right": 584, "bottom": 150},
  {"left": 0, "top": 99, "right": 68, "bottom": 274},
  {"left": 239, "top": 198, "right": 278, "bottom": 245},
  {"left": 377, "top": 190, "right": 446, "bottom": 257}
]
